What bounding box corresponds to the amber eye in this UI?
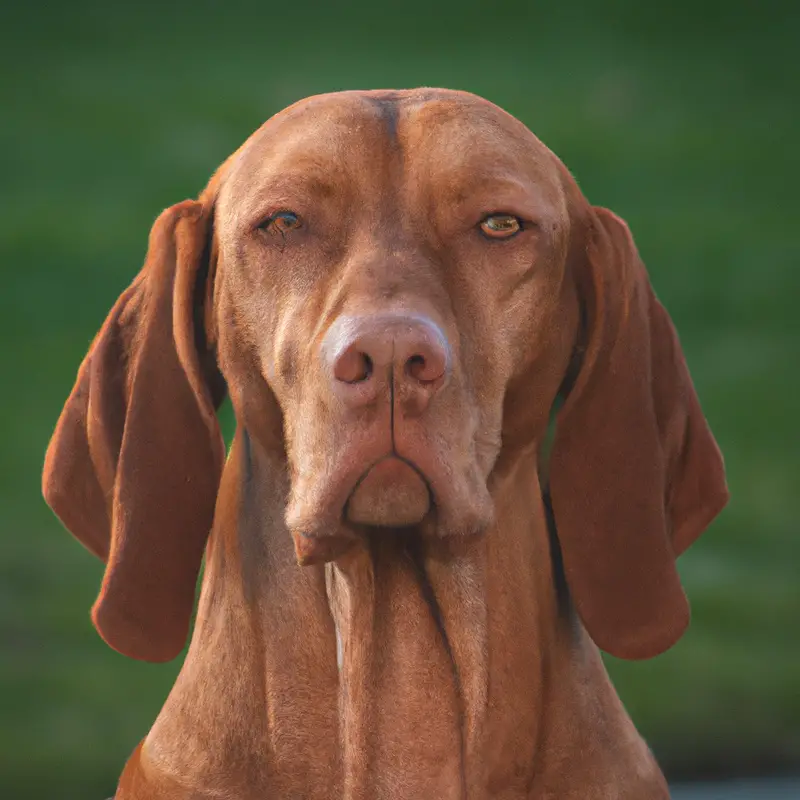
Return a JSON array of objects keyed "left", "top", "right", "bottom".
[
  {"left": 480, "top": 214, "right": 522, "bottom": 239},
  {"left": 262, "top": 211, "right": 302, "bottom": 235}
]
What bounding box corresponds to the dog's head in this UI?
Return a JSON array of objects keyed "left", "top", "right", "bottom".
[{"left": 43, "top": 89, "right": 727, "bottom": 663}]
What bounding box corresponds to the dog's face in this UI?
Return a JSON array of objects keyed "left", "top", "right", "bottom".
[
  {"left": 214, "top": 90, "right": 578, "bottom": 562},
  {"left": 44, "top": 88, "right": 727, "bottom": 663}
]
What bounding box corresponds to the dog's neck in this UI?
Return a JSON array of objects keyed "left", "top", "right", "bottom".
[{"left": 138, "top": 428, "right": 661, "bottom": 799}]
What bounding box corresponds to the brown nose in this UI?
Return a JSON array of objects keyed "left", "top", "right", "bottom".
[{"left": 323, "top": 314, "right": 450, "bottom": 411}]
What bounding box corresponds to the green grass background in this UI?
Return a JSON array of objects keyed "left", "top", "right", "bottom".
[{"left": 1, "top": 1, "right": 798, "bottom": 797}]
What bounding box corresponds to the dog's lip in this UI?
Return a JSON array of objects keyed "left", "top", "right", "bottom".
[
  {"left": 345, "top": 453, "right": 432, "bottom": 506},
  {"left": 342, "top": 453, "right": 435, "bottom": 528},
  {"left": 291, "top": 453, "right": 436, "bottom": 565},
  {"left": 286, "top": 420, "right": 494, "bottom": 564},
  {"left": 285, "top": 448, "right": 434, "bottom": 532}
]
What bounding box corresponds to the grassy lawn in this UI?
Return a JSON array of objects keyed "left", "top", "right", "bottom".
[{"left": 0, "top": 2, "right": 797, "bottom": 797}]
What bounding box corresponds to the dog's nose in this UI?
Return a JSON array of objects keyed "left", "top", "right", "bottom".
[{"left": 324, "top": 314, "right": 450, "bottom": 411}]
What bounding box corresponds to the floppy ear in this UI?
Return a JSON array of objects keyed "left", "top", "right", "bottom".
[
  {"left": 42, "top": 200, "right": 226, "bottom": 663},
  {"left": 549, "top": 206, "right": 728, "bottom": 660}
]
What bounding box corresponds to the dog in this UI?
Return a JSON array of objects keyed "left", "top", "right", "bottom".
[{"left": 43, "top": 88, "right": 728, "bottom": 798}]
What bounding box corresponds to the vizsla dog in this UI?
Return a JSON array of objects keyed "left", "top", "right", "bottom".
[{"left": 43, "top": 88, "right": 728, "bottom": 799}]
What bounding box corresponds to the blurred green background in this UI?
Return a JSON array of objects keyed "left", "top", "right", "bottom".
[{"left": 1, "top": 1, "right": 798, "bottom": 798}]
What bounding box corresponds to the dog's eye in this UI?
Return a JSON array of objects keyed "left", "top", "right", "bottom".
[
  {"left": 261, "top": 211, "right": 302, "bottom": 235},
  {"left": 480, "top": 214, "right": 522, "bottom": 239}
]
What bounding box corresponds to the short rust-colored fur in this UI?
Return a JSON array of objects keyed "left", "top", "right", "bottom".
[{"left": 43, "top": 89, "right": 727, "bottom": 799}]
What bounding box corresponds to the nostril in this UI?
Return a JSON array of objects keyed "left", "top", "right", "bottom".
[
  {"left": 334, "top": 347, "right": 373, "bottom": 384},
  {"left": 404, "top": 348, "right": 446, "bottom": 383},
  {"left": 359, "top": 354, "right": 373, "bottom": 382},
  {"left": 405, "top": 354, "right": 428, "bottom": 381}
]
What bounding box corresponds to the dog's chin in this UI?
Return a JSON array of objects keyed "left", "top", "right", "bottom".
[
  {"left": 291, "top": 457, "right": 433, "bottom": 566},
  {"left": 287, "top": 453, "right": 494, "bottom": 566},
  {"left": 345, "top": 456, "right": 431, "bottom": 528}
]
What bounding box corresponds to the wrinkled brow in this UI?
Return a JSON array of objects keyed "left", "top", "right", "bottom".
[
  {"left": 440, "top": 173, "right": 541, "bottom": 204},
  {"left": 226, "top": 168, "right": 342, "bottom": 230},
  {"left": 251, "top": 171, "right": 339, "bottom": 202}
]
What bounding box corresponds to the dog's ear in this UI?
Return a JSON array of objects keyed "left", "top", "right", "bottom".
[
  {"left": 42, "top": 199, "right": 226, "bottom": 662},
  {"left": 549, "top": 206, "right": 728, "bottom": 660}
]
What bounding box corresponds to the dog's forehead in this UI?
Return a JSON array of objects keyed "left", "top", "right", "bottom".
[{"left": 219, "top": 89, "right": 565, "bottom": 223}]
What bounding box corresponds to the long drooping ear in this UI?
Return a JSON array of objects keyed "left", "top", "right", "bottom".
[
  {"left": 549, "top": 206, "right": 728, "bottom": 660},
  {"left": 42, "top": 200, "right": 226, "bottom": 662}
]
